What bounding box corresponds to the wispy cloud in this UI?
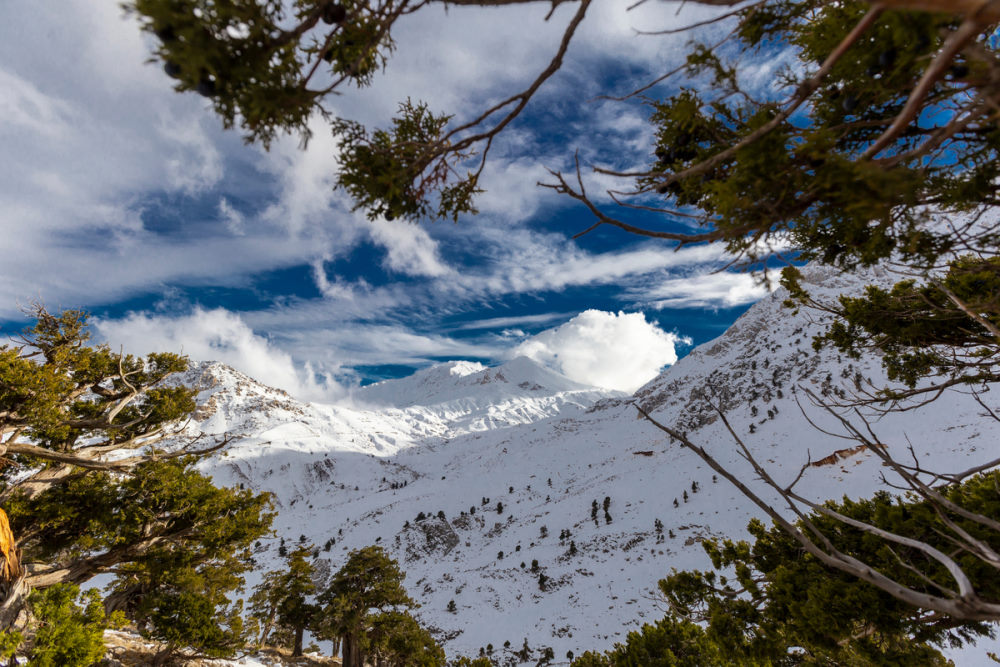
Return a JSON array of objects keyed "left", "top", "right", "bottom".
[
  {"left": 454, "top": 313, "right": 576, "bottom": 331},
  {"left": 3, "top": 0, "right": 769, "bottom": 392},
  {"left": 637, "top": 271, "right": 772, "bottom": 309}
]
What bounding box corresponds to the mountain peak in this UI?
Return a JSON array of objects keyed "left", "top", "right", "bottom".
[{"left": 354, "top": 356, "right": 613, "bottom": 409}]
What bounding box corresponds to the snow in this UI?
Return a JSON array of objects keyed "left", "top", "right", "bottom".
[{"left": 160, "top": 263, "right": 999, "bottom": 662}]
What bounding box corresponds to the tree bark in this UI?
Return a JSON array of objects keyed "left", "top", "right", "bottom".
[
  {"left": 257, "top": 606, "right": 276, "bottom": 649},
  {"left": 0, "top": 576, "right": 28, "bottom": 630},
  {"left": 342, "top": 632, "right": 359, "bottom": 667},
  {"left": 292, "top": 625, "right": 304, "bottom": 657}
]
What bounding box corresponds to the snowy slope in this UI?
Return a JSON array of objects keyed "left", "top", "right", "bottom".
[{"left": 171, "top": 265, "right": 999, "bottom": 664}]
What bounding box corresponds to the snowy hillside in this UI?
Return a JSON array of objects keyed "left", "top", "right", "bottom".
[{"left": 173, "top": 264, "right": 1000, "bottom": 663}]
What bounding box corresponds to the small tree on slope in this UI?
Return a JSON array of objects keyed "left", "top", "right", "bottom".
[{"left": 249, "top": 542, "right": 320, "bottom": 656}]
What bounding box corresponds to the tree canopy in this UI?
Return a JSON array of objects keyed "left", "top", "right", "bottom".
[
  {"left": 0, "top": 307, "right": 273, "bottom": 662},
  {"left": 573, "top": 472, "right": 1000, "bottom": 665},
  {"left": 316, "top": 545, "right": 426, "bottom": 667},
  {"left": 125, "top": 0, "right": 1000, "bottom": 266}
]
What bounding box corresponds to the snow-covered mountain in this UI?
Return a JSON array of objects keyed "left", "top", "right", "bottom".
[{"left": 174, "top": 265, "right": 1000, "bottom": 663}]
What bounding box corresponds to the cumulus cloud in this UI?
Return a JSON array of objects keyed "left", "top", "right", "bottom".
[
  {"left": 93, "top": 309, "right": 345, "bottom": 402},
  {"left": 512, "top": 310, "right": 687, "bottom": 393}
]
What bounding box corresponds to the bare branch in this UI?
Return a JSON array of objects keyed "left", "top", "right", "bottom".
[{"left": 863, "top": 13, "right": 985, "bottom": 159}]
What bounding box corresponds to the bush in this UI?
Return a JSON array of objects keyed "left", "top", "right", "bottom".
[{"left": 25, "top": 584, "right": 113, "bottom": 667}]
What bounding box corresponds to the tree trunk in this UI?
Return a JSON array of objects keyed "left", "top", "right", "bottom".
[
  {"left": 151, "top": 644, "right": 175, "bottom": 666},
  {"left": 0, "top": 509, "right": 26, "bottom": 630},
  {"left": 257, "top": 607, "right": 276, "bottom": 649},
  {"left": 0, "top": 576, "right": 28, "bottom": 630},
  {"left": 292, "top": 624, "right": 304, "bottom": 657},
  {"left": 342, "top": 632, "right": 360, "bottom": 667},
  {"left": 331, "top": 637, "right": 340, "bottom": 658}
]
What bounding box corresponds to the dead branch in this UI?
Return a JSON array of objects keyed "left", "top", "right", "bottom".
[{"left": 635, "top": 400, "right": 1000, "bottom": 622}]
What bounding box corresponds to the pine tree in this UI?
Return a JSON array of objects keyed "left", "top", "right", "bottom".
[
  {"left": 315, "top": 546, "right": 416, "bottom": 667},
  {"left": 587, "top": 476, "right": 1000, "bottom": 665},
  {"left": 368, "top": 610, "right": 445, "bottom": 667},
  {"left": 1, "top": 308, "right": 272, "bottom": 659},
  {"left": 249, "top": 543, "right": 318, "bottom": 656}
]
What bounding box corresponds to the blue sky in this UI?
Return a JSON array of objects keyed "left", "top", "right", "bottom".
[{"left": 0, "top": 0, "right": 781, "bottom": 398}]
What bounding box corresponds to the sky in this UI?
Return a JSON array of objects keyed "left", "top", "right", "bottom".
[{"left": 0, "top": 0, "right": 781, "bottom": 399}]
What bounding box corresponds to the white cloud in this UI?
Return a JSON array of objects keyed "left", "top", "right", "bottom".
[
  {"left": 512, "top": 310, "right": 687, "bottom": 392},
  {"left": 217, "top": 198, "right": 245, "bottom": 236},
  {"left": 93, "top": 308, "right": 345, "bottom": 402},
  {"left": 368, "top": 220, "right": 453, "bottom": 278},
  {"left": 160, "top": 114, "right": 224, "bottom": 195},
  {"left": 456, "top": 312, "right": 574, "bottom": 331},
  {"left": 641, "top": 272, "right": 771, "bottom": 309},
  {"left": 257, "top": 114, "right": 351, "bottom": 238},
  {"left": 0, "top": 0, "right": 778, "bottom": 383},
  {"left": 0, "top": 70, "right": 74, "bottom": 139}
]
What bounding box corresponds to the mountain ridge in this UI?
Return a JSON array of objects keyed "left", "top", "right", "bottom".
[{"left": 166, "top": 264, "right": 999, "bottom": 662}]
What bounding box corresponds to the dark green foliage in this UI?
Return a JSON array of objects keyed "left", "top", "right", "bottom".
[
  {"left": 278, "top": 545, "right": 320, "bottom": 656},
  {"left": 368, "top": 610, "right": 445, "bottom": 667},
  {"left": 13, "top": 457, "right": 270, "bottom": 575},
  {"left": 249, "top": 544, "right": 319, "bottom": 656},
  {"left": 0, "top": 308, "right": 192, "bottom": 455},
  {"left": 0, "top": 308, "right": 273, "bottom": 660},
  {"left": 571, "top": 617, "right": 730, "bottom": 667},
  {"left": 125, "top": 0, "right": 394, "bottom": 148},
  {"left": 452, "top": 657, "right": 496, "bottom": 667},
  {"left": 22, "top": 584, "right": 111, "bottom": 667},
  {"left": 785, "top": 257, "right": 1000, "bottom": 393},
  {"left": 639, "top": 2, "right": 991, "bottom": 271},
  {"left": 333, "top": 100, "right": 480, "bottom": 222},
  {"left": 315, "top": 545, "right": 417, "bottom": 667},
  {"left": 580, "top": 473, "right": 1000, "bottom": 665},
  {"left": 12, "top": 457, "right": 272, "bottom": 658}
]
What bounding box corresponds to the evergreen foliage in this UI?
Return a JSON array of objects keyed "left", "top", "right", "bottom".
[
  {"left": 0, "top": 307, "right": 273, "bottom": 660},
  {"left": 249, "top": 543, "right": 320, "bottom": 656},
  {"left": 785, "top": 256, "right": 1000, "bottom": 397},
  {"left": 576, "top": 473, "right": 1000, "bottom": 665},
  {"left": 18, "top": 584, "right": 111, "bottom": 667},
  {"left": 367, "top": 610, "right": 445, "bottom": 667},
  {"left": 315, "top": 545, "right": 418, "bottom": 667}
]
